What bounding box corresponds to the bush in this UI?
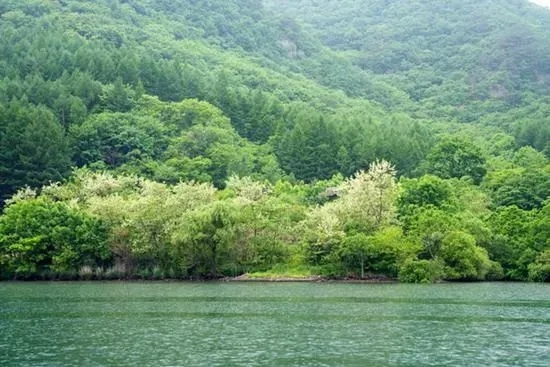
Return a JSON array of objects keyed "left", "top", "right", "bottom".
[
  {"left": 440, "top": 231, "right": 492, "bottom": 280},
  {"left": 485, "top": 261, "right": 505, "bottom": 281},
  {"left": 0, "top": 198, "right": 111, "bottom": 277},
  {"left": 528, "top": 250, "right": 550, "bottom": 282},
  {"left": 398, "top": 258, "right": 445, "bottom": 283}
]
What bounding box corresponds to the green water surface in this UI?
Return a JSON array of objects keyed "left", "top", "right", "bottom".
[{"left": 1, "top": 282, "right": 549, "bottom": 366}]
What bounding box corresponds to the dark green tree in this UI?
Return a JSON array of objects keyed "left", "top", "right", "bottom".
[
  {"left": 486, "top": 168, "right": 550, "bottom": 210},
  {"left": 276, "top": 113, "right": 338, "bottom": 182},
  {"left": 0, "top": 101, "right": 71, "bottom": 204},
  {"left": 486, "top": 205, "right": 536, "bottom": 280},
  {"left": 70, "top": 112, "right": 169, "bottom": 170},
  {"left": 398, "top": 175, "right": 452, "bottom": 220},
  {"left": 100, "top": 77, "right": 135, "bottom": 112},
  {"left": 421, "top": 137, "right": 486, "bottom": 184}
]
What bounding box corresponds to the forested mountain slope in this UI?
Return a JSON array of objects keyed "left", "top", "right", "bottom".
[
  {"left": 265, "top": 0, "right": 550, "bottom": 116},
  {"left": 0, "top": 0, "right": 433, "bottom": 199},
  {"left": 1, "top": 0, "right": 550, "bottom": 282}
]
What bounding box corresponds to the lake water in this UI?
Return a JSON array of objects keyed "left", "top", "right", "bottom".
[{"left": 1, "top": 282, "right": 549, "bottom": 366}]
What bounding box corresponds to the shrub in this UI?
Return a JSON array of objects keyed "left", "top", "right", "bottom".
[
  {"left": 0, "top": 198, "right": 111, "bottom": 277},
  {"left": 528, "top": 250, "right": 550, "bottom": 282},
  {"left": 398, "top": 258, "right": 445, "bottom": 283}
]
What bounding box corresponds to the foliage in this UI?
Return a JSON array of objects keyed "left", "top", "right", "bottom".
[
  {"left": 0, "top": 0, "right": 549, "bottom": 282},
  {"left": 264, "top": 0, "right": 550, "bottom": 120},
  {"left": 486, "top": 205, "right": 536, "bottom": 280},
  {"left": 337, "top": 227, "right": 418, "bottom": 278},
  {"left": 171, "top": 201, "right": 237, "bottom": 277},
  {"left": 420, "top": 137, "right": 487, "bottom": 184},
  {"left": 398, "top": 259, "right": 445, "bottom": 284},
  {"left": 528, "top": 250, "right": 550, "bottom": 282},
  {"left": 397, "top": 175, "right": 453, "bottom": 228},
  {"left": 484, "top": 167, "right": 550, "bottom": 210},
  {"left": 337, "top": 160, "right": 398, "bottom": 233},
  {"left": 0, "top": 198, "right": 110, "bottom": 277},
  {"left": 70, "top": 112, "right": 168, "bottom": 169},
  {"left": 439, "top": 231, "right": 492, "bottom": 281},
  {"left": 0, "top": 101, "right": 71, "bottom": 203}
]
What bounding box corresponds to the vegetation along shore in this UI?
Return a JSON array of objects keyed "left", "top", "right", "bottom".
[{"left": 1, "top": 0, "right": 550, "bottom": 283}]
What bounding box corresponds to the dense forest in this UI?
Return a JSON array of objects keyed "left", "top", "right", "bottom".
[{"left": 0, "top": 0, "right": 549, "bottom": 282}]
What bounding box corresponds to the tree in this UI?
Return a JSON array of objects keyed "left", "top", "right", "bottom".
[
  {"left": 227, "top": 176, "right": 297, "bottom": 272},
  {"left": 398, "top": 175, "right": 452, "bottom": 224},
  {"left": 70, "top": 112, "right": 169, "bottom": 170},
  {"left": 78, "top": 173, "right": 217, "bottom": 273},
  {"left": 485, "top": 168, "right": 550, "bottom": 210},
  {"left": 99, "top": 77, "right": 135, "bottom": 112},
  {"left": 421, "top": 137, "right": 486, "bottom": 184},
  {"left": 0, "top": 101, "right": 71, "bottom": 204},
  {"left": 337, "top": 233, "right": 370, "bottom": 278},
  {"left": 276, "top": 112, "right": 339, "bottom": 182},
  {"left": 337, "top": 227, "right": 416, "bottom": 278},
  {"left": 303, "top": 161, "right": 398, "bottom": 269},
  {"left": 159, "top": 98, "right": 233, "bottom": 132},
  {"left": 303, "top": 203, "right": 345, "bottom": 267},
  {"left": 513, "top": 146, "right": 548, "bottom": 169},
  {"left": 486, "top": 205, "right": 535, "bottom": 279},
  {"left": 531, "top": 201, "right": 550, "bottom": 252},
  {"left": 53, "top": 93, "right": 87, "bottom": 127},
  {"left": 159, "top": 99, "right": 283, "bottom": 187},
  {"left": 399, "top": 175, "right": 452, "bottom": 209},
  {"left": 0, "top": 197, "right": 110, "bottom": 277},
  {"left": 171, "top": 202, "right": 236, "bottom": 277},
  {"left": 406, "top": 207, "right": 455, "bottom": 259},
  {"left": 337, "top": 160, "right": 398, "bottom": 233},
  {"left": 440, "top": 231, "right": 492, "bottom": 280}
]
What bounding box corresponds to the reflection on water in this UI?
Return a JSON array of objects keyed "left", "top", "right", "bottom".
[{"left": 1, "top": 282, "right": 549, "bottom": 366}]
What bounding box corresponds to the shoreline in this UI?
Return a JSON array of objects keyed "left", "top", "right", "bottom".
[
  {"left": 0, "top": 274, "right": 399, "bottom": 283},
  {"left": 221, "top": 274, "right": 398, "bottom": 283},
  {"left": 0, "top": 277, "right": 533, "bottom": 284}
]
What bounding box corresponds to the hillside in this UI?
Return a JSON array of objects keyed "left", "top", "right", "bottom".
[
  {"left": 0, "top": 0, "right": 549, "bottom": 282},
  {"left": 0, "top": 0, "right": 436, "bottom": 199},
  {"left": 265, "top": 1, "right": 550, "bottom": 113}
]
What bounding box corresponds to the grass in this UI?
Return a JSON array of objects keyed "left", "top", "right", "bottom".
[{"left": 246, "top": 263, "right": 320, "bottom": 279}]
